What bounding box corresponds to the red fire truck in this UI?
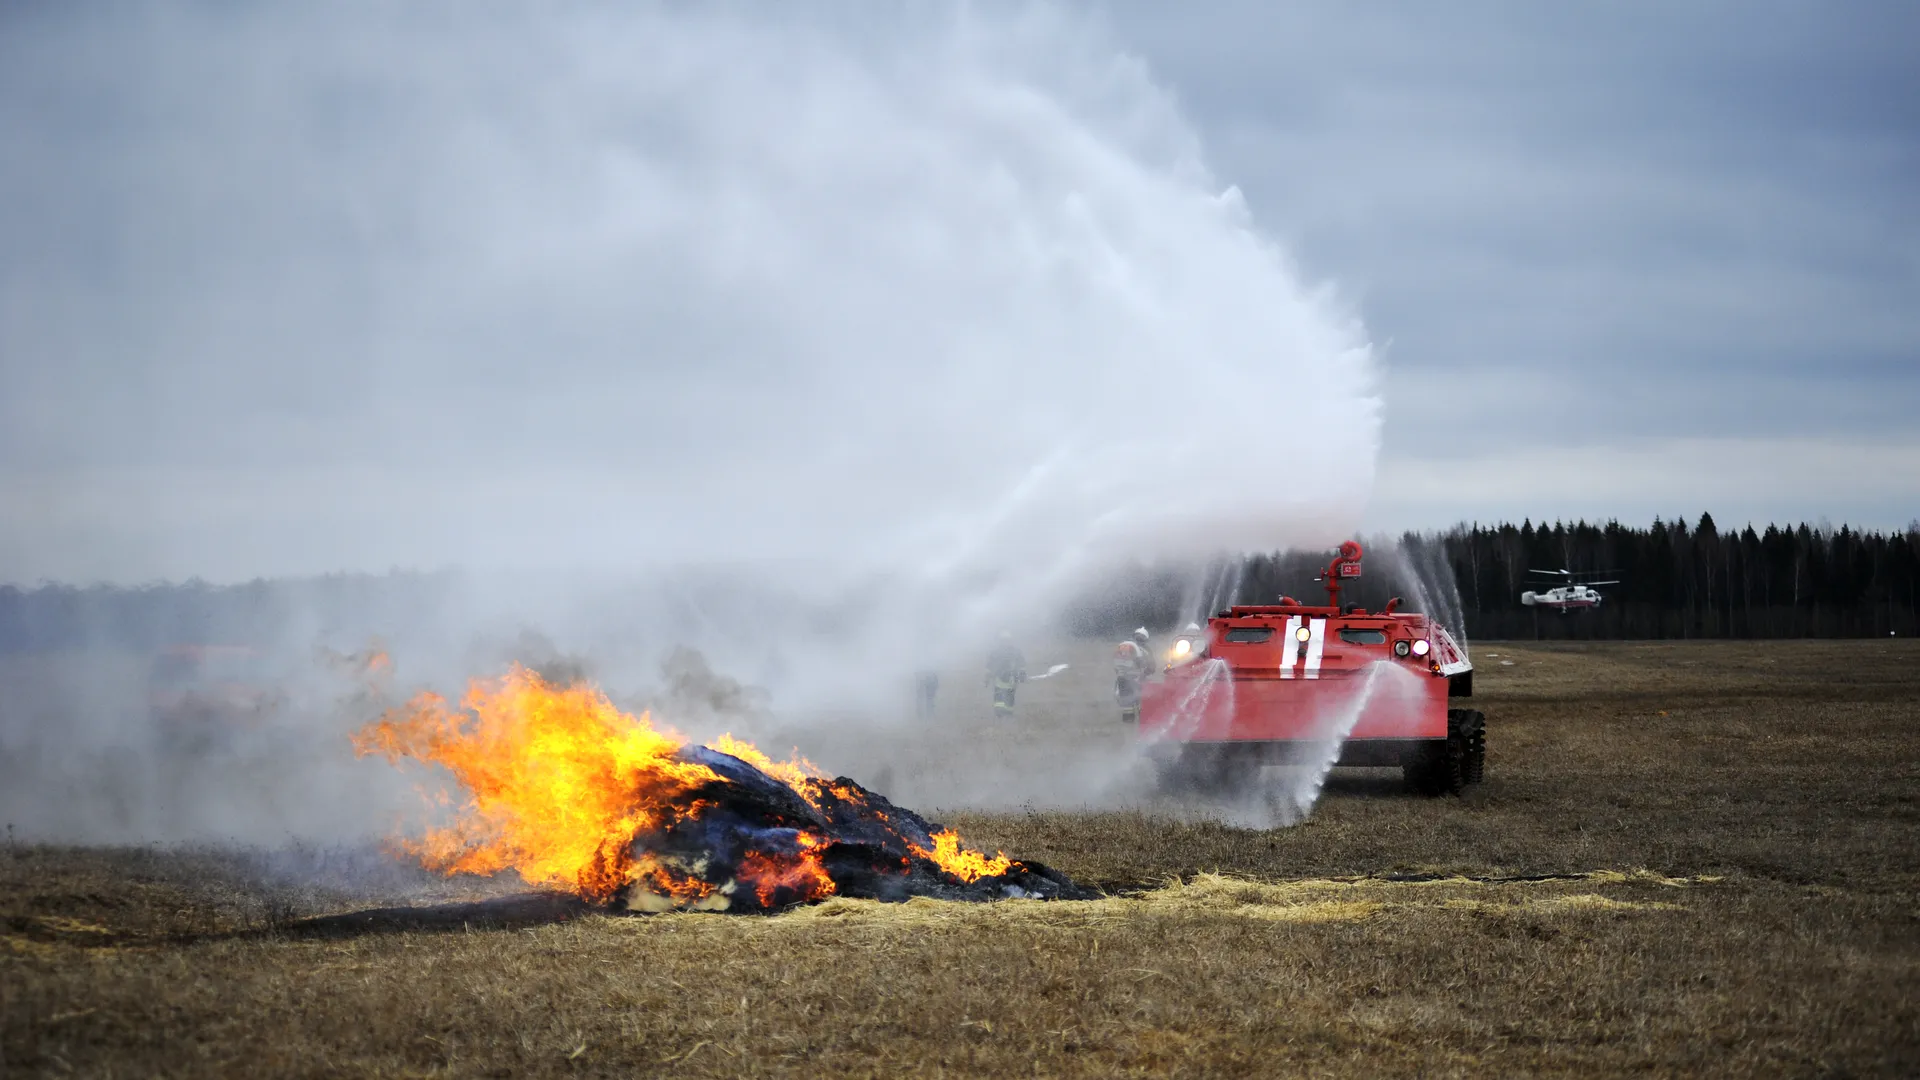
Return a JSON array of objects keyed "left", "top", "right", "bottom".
[{"left": 1139, "top": 542, "right": 1485, "bottom": 794}]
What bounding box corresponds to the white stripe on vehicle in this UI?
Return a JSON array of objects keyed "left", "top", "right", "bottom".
[
  {"left": 1279, "top": 616, "right": 1303, "bottom": 678},
  {"left": 1304, "top": 617, "right": 1326, "bottom": 679}
]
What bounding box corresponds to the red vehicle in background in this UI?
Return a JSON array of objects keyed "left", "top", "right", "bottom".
[{"left": 1139, "top": 542, "right": 1486, "bottom": 794}]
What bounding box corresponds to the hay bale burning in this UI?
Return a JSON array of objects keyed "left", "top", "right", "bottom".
[{"left": 352, "top": 666, "right": 1094, "bottom": 912}]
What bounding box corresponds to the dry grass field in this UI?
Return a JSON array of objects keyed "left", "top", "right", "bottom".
[{"left": 5, "top": 640, "right": 1918, "bottom": 1077}]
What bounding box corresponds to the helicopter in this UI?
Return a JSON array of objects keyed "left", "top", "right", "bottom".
[{"left": 1520, "top": 569, "right": 1620, "bottom": 613}]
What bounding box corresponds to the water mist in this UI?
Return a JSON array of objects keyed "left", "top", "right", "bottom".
[{"left": 1, "top": 3, "right": 1384, "bottom": 841}]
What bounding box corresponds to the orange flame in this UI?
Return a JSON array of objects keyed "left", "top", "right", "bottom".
[
  {"left": 351, "top": 666, "right": 718, "bottom": 903},
  {"left": 737, "top": 833, "right": 837, "bottom": 908},
  {"left": 801, "top": 779, "right": 1010, "bottom": 880},
  {"left": 354, "top": 664, "right": 1014, "bottom": 908},
  {"left": 913, "top": 829, "right": 1012, "bottom": 883},
  {"left": 708, "top": 733, "right": 820, "bottom": 791}
]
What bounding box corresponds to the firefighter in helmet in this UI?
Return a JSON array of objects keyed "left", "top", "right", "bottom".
[
  {"left": 984, "top": 632, "right": 1026, "bottom": 718},
  {"left": 1113, "top": 627, "right": 1153, "bottom": 724}
]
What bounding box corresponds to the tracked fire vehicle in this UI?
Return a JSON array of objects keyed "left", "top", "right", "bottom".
[{"left": 1139, "top": 542, "right": 1485, "bottom": 795}]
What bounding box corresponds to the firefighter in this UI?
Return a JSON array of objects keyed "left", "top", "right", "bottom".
[
  {"left": 914, "top": 669, "right": 940, "bottom": 719},
  {"left": 1113, "top": 627, "right": 1153, "bottom": 725},
  {"left": 984, "top": 632, "right": 1026, "bottom": 718}
]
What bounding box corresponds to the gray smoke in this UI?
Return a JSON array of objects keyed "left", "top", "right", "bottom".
[{"left": 0, "top": 3, "right": 1382, "bottom": 843}]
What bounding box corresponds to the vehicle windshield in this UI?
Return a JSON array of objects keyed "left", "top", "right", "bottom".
[{"left": 1337, "top": 628, "right": 1387, "bottom": 645}]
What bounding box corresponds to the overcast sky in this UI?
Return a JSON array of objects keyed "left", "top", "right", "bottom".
[
  {"left": 1102, "top": 1, "right": 1919, "bottom": 531},
  {"left": 2, "top": 2, "right": 1915, "bottom": 585}
]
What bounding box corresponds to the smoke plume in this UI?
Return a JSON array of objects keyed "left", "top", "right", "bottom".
[{"left": 0, "top": 3, "right": 1381, "bottom": 840}]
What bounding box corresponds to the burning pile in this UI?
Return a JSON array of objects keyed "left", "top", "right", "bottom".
[{"left": 351, "top": 666, "right": 1093, "bottom": 911}]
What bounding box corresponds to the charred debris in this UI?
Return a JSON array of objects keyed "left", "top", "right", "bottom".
[{"left": 629, "top": 746, "right": 1099, "bottom": 912}]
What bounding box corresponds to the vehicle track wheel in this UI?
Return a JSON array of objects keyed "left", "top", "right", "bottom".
[
  {"left": 1427, "top": 710, "right": 1468, "bottom": 796},
  {"left": 1440, "top": 738, "right": 1466, "bottom": 795},
  {"left": 1463, "top": 709, "right": 1487, "bottom": 785}
]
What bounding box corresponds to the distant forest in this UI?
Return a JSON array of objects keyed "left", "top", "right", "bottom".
[
  {"left": 0, "top": 573, "right": 464, "bottom": 656},
  {"left": 1071, "top": 514, "right": 1920, "bottom": 641},
  {"left": 1401, "top": 515, "right": 1920, "bottom": 641},
  {"left": 3, "top": 515, "right": 1917, "bottom": 652}
]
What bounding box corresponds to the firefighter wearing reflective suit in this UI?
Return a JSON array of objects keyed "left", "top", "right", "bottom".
[
  {"left": 1113, "top": 627, "right": 1153, "bottom": 724},
  {"left": 985, "top": 633, "right": 1026, "bottom": 717}
]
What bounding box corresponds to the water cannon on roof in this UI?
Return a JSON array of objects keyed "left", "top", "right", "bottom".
[{"left": 1310, "top": 540, "right": 1364, "bottom": 607}]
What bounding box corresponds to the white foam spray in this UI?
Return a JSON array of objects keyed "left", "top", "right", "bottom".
[
  {"left": 1376, "top": 535, "right": 1471, "bottom": 659},
  {"left": 1278, "top": 661, "right": 1424, "bottom": 819},
  {"left": 1147, "top": 657, "right": 1236, "bottom": 748},
  {"left": 0, "top": 5, "right": 1378, "bottom": 684},
  {"left": 1190, "top": 660, "right": 1428, "bottom": 830},
  {"left": 0, "top": 4, "right": 1384, "bottom": 841}
]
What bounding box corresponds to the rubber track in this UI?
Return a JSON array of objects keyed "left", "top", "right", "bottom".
[{"left": 1463, "top": 709, "right": 1487, "bottom": 785}]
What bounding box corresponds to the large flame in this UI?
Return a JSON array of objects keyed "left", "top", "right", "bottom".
[
  {"left": 350, "top": 667, "right": 723, "bottom": 902},
  {"left": 352, "top": 665, "right": 1010, "bottom": 906}
]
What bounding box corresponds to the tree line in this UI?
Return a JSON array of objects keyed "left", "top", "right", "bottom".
[
  {"left": 0, "top": 572, "right": 463, "bottom": 655},
  {"left": 1064, "top": 514, "right": 1920, "bottom": 641},
  {"left": 1399, "top": 514, "right": 1920, "bottom": 640}
]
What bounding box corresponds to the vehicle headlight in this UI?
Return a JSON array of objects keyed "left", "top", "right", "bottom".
[
  {"left": 1393, "top": 640, "right": 1411, "bottom": 657},
  {"left": 1172, "top": 639, "right": 1192, "bottom": 658},
  {"left": 1411, "top": 639, "right": 1430, "bottom": 657},
  {"left": 1295, "top": 626, "right": 1311, "bottom": 643}
]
